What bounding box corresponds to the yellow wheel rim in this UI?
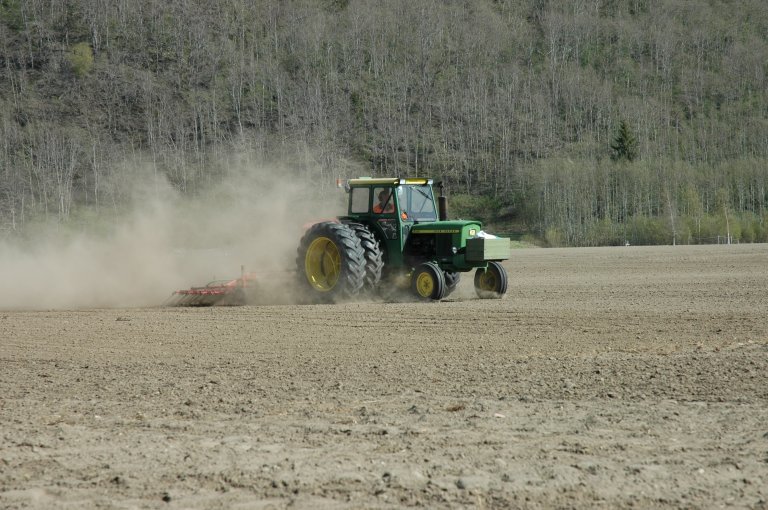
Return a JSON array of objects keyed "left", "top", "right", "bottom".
[
  {"left": 478, "top": 270, "right": 497, "bottom": 291},
  {"left": 305, "top": 236, "right": 341, "bottom": 291},
  {"left": 415, "top": 271, "right": 435, "bottom": 298}
]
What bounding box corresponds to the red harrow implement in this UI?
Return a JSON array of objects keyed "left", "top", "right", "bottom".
[{"left": 166, "top": 267, "right": 258, "bottom": 306}]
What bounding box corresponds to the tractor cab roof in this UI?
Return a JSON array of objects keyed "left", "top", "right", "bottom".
[{"left": 340, "top": 177, "right": 433, "bottom": 189}]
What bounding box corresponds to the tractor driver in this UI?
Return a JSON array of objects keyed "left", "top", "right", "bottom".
[
  {"left": 373, "top": 188, "right": 409, "bottom": 220},
  {"left": 373, "top": 189, "right": 395, "bottom": 214}
]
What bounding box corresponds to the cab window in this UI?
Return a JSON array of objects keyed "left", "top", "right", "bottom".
[
  {"left": 373, "top": 187, "right": 395, "bottom": 214},
  {"left": 401, "top": 185, "right": 437, "bottom": 221},
  {"left": 350, "top": 187, "right": 370, "bottom": 213}
]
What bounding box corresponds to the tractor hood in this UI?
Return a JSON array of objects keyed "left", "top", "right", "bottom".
[
  {"left": 404, "top": 220, "right": 509, "bottom": 271},
  {"left": 409, "top": 220, "right": 482, "bottom": 236}
]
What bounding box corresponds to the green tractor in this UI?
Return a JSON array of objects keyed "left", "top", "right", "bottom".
[{"left": 296, "top": 178, "right": 510, "bottom": 301}]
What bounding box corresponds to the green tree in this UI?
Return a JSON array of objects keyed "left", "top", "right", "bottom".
[{"left": 610, "top": 120, "right": 638, "bottom": 162}]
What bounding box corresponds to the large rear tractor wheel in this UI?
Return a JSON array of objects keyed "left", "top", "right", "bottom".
[
  {"left": 444, "top": 271, "right": 460, "bottom": 297},
  {"left": 347, "top": 223, "right": 384, "bottom": 292},
  {"left": 297, "top": 222, "right": 366, "bottom": 301},
  {"left": 473, "top": 261, "right": 508, "bottom": 299},
  {"left": 411, "top": 262, "right": 446, "bottom": 301}
]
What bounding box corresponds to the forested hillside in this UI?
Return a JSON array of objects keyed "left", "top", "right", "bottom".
[{"left": 1, "top": 0, "right": 767, "bottom": 245}]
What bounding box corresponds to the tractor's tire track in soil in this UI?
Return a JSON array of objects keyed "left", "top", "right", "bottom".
[{"left": 1, "top": 244, "right": 767, "bottom": 508}]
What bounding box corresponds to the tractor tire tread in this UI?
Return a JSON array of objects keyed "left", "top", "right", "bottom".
[{"left": 347, "top": 223, "right": 384, "bottom": 290}]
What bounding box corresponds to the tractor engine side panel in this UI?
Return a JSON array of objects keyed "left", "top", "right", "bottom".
[{"left": 403, "top": 232, "right": 460, "bottom": 268}]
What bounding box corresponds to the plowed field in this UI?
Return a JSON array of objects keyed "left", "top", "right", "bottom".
[{"left": 2, "top": 244, "right": 767, "bottom": 509}]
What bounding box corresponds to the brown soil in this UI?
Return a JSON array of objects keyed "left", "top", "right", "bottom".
[{"left": 2, "top": 244, "right": 767, "bottom": 509}]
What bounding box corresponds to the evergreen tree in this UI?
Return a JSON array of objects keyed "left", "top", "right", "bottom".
[{"left": 610, "top": 121, "right": 639, "bottom": 162}]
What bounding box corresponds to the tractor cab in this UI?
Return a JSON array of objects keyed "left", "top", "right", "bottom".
[
  {"left": 346, "top": 178, "right": 437, "bottom": 222},
  {"left": 343, "top": 178, "right": 440, "bottom": 266}
]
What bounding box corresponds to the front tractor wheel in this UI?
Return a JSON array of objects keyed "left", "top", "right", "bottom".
[
  {"left": 297, "top": 222, "right": 366, "bottom": 301},
  {"left": 473, "top": 261, "right": 508, "bottom": 299},
  {"left": 411, "top": 262, "right": 446, "bottom": 301}
]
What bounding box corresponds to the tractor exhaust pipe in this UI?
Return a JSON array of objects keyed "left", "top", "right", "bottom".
[{"left": 437, "top": 181, "right": 448, "bottom": 221}]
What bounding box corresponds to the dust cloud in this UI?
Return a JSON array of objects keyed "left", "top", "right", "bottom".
[{"left": 0, "top": 165, "right": 344, "bottom": 310}]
